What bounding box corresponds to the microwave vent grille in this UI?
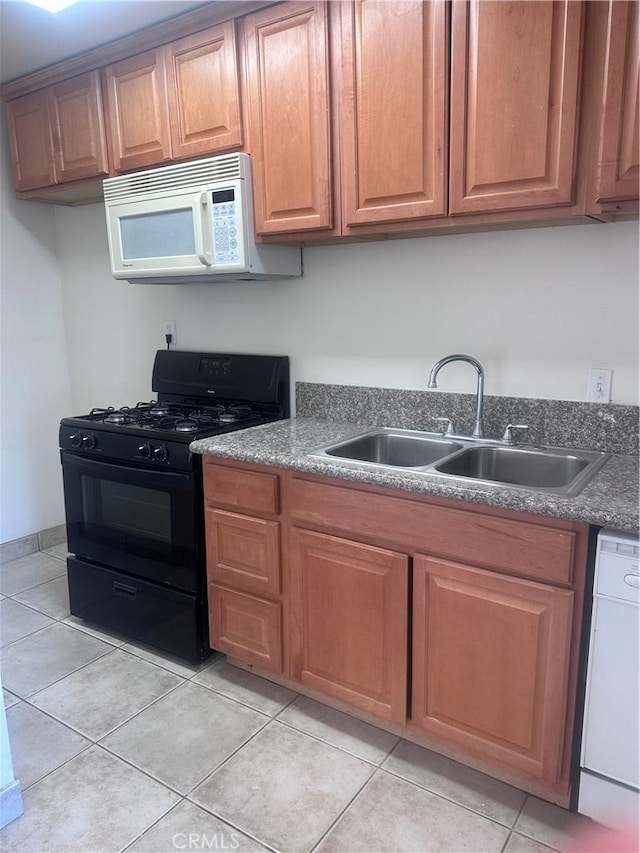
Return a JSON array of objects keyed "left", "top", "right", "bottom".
[{"left": 104, "top": 153, "right": 246, "bottom": 202}]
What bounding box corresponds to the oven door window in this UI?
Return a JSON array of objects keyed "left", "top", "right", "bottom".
[{"left": 62, "top": 453, "right": 199, "bottom": 592}]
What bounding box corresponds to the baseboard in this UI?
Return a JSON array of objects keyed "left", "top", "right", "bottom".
[
  {"left": 0, "top": 779, "right": 24, "bottom": 829},
  {"left": 0, "top": 524, "right": 67, "bottom": 564}
]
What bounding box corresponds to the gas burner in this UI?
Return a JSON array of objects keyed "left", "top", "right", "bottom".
[
  {"left": 218, "top": 413, "right": 238, "bottom": 423},
  {"left": 104, "top": 412, "right": 133, "bottom": 425},
  {"left": 174, "top": 419, "right": 199, "bottom": 433},
  {"left": 149, "top": 406, "right": 172, "bottom": 417}
]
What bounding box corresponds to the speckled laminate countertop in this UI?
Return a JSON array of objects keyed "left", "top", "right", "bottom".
[{"left": 191, "top": 418, "right": 639, "bottom": 535}]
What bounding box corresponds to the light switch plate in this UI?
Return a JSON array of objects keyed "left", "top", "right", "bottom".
[{"left": 587, "top": 368, "right": 612, "bottom": 402}]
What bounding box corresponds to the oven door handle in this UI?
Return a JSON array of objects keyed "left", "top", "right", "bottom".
[{"left": 60, "top": 450, "right": 195, "bottom": 491}]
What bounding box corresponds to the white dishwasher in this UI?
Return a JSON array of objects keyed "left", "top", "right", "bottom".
[{"left": 579, "top": 529, "right": 640, "bottom": 832}]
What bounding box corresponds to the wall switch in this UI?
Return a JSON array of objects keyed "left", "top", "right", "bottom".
[
  {"left": 164, "top": 320, "right": 177, "bottom": 346},
  {"left": 587, "top": 368, "right": 612, "bottom": 402}
]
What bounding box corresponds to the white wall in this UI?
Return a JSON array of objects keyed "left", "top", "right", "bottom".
[
  {"left": 55, "top": 203, "right": 639, "bottom": 412},
  {"left": 0, "top": 111, "right": 72, "bottom": 544}
]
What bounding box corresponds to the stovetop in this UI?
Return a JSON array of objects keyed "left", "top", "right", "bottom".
[
  {"left": 59, "top": 350, "right": 290, "bottom": 471},
  {"left": 77, "top": 400, "right": 268, "bottom": 438}
]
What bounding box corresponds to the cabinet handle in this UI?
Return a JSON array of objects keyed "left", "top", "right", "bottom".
[{"left": 113, "top": 581, "right": 137, "bottom": 600}]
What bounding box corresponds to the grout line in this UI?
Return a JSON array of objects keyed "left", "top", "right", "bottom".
[
  {"left": 377, "top": 765, "right": 520, "bottom": 832},
  {"left": 116, "top": 798, "right": 189, "bottom": 853},
  {"left": 308, "top": 763, "right": 378, "bottom": 853},
  {"left": 182, "top": 795, "right": 282, "bottom": 853},
  {"left": 274, "top": 716, "right": 383, "bottom": 768}
]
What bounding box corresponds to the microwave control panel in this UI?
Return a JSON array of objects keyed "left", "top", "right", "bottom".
[{"left": 211, "top": 188, "right": 242, "bottom": 266}]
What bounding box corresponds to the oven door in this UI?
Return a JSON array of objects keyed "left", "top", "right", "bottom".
[{"left": 61, "top": 451, "right": 200, "bottom": 592}]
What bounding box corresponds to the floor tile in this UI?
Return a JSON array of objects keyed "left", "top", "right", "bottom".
[
  {"left": 126, "top": 800, "right": 273, "bottom": 852},
  {"left": 193, "top": 658, "right": 297, "bottom": 715},
  {"left": 102, "top": 682, "right": 267, "bottom": 794},
  {"left": 383, "top": 739, "right": 526, "bottom": 826},
  {"left": 191, "top": 721, "right": 374, "bottom": 853},
  {"left": 278, "top": 695, "right": 399, "bottom": 764},
  {"left": 0, "top": 598, "right": 54, "bottom": 647},
  {"left": 31, "top": 648, "right": 183, "bottom": 740},
  {"left": 121, "top": 640, "right": 217, "bottom": 678},
  {"left": 14, "top": 575, "right": 70, "bottom": 620},
  {"left": 505, "top": 832, "right": 560, "bottom": 852},
  {"left": 6, "top": 702, "right": 91, "bottom": 789},
  {"left": 0, "top": 551, "right": 66, "bottom": 596},
  {"left": 515, "top": 797, "right": 597, "bottom": 851},
  {"left": 0, "top": 622, "right": 112, "bottom": 698},
  {"left": 42, "top": 543, "right": 71, "bottom": 561},
  {"left": 63, "top": 614, "right": 129, "bottom": 646},
  {"left": 315, "top": 769, "right": 509, "bottom": 853},
  {"left": 3, "top": 689, "right": 21, "bottom": 709},
  {"left": 0, "top": 745, "right": 179, "bottom": 852}
]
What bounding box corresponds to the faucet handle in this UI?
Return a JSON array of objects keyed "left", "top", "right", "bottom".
[
  {"left": 433, "top": 417, "right": 455, "bottom": 435},
  {"left": 502, "top": 424, "right": 530, "bottom": 445}
]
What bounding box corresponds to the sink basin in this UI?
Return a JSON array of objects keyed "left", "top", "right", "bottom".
[
  {"left": 309, "top": 428, "right": 610, "bottom": 497},
  {"left": 312, "top": 428, "right": 464, "bottom": 469},
  {"left": 434, "top": 445, "right": 609, "bottom": 496}
]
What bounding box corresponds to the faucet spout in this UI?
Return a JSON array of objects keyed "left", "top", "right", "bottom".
[{"left": 427, "top": 353, "right": 485, "bottom": 439}]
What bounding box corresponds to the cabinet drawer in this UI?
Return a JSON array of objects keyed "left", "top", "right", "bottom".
[
  {"left": 208, "top": 584, "right": 282, "bottom": 673},
  {"left": 204, "top": 461, "right": 279, "bottom": 515},
  {"left": 206, "top": 509, "right": 281, "bottom": 596},
  {"left": 290, "top": 476, "right": 576, "bottom": 584}
]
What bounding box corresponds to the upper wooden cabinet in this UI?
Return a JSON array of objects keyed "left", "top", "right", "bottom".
[
  {"left": 104, "top": 48, "right": 172, "bottom": 172},
  {"left": 339, "top": 0, "right": 448, "bottom": 228},
  {"left": 449, "top": 0, "right": 583, "bottom": 215},
  {"left": 243, "top": 1, "right": 333, "bottom": 234},
  {"left": 595, "top": 0, "right": 639, "bottom": 204},
  {"left": 6, "top": 71, "right": 108, "bottom": 191},
  {"left": 165, "top": 21, "right": 243, "bottom": 160}
]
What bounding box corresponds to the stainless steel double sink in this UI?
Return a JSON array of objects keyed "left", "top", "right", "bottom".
[{"left": 308, "top": 428, "right": 610, "bottom": 497}]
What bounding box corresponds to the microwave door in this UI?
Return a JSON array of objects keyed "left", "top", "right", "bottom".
[{"left": 107, "top": 192, "right": 212, "bottom": 279}]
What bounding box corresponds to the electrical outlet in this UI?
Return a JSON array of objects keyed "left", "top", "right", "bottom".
[
  {"left": 164, "top": 320, "right": 177, "bottom": 346},
  {"left": 587, "top": 368, "right": 612, "bottom": 402}
]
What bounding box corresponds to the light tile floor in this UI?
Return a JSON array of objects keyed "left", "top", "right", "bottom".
[{"left": 0, "top": 547, "right": 616, "bottom": 853}]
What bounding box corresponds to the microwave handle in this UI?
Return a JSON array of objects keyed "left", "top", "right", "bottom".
[{"left": 194, "top": 192, "right": 213, "bottom": 266}]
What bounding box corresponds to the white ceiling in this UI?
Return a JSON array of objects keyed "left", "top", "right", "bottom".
[{"left": 0, "top": 0, "right": 210, "bottom": 83}]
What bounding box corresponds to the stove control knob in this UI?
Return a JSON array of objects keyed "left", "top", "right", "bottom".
[
  {"left": 82, "top": 434, "right": 97, "bottom": 450},
  {"left": 69, "top": 433, "right": 82, "bottom": 448},
  {"left": 153, "top": 445, "right": 168, "bottom": 462},
  {"left": 137, "top": 442, "right": 152, "bottom": 459}
]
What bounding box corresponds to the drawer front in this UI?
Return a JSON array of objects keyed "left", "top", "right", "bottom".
[
  {"left": 206, "top": 509, "right": 281, "bottom": 596},
  {"left": 204, "top": 461, "right": 279, "bottom": 515},
  {"left": 208, "top": 584, "right": 282, "bottom": 673},
  {"left": 290, "top": 476, "right": 577, "bottom": 585}
]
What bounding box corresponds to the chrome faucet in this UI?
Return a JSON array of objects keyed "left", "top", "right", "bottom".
[{"left": 428, "top": 354, "right": 485, "bottom": 438}]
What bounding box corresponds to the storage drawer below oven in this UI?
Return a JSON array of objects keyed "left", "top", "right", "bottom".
[{"left": 68, "top": 557, "right": 209, "bottom": 663}]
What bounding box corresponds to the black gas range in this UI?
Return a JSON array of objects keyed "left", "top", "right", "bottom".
[{"left": 59, "top": 350, "right": 289, "bottom": 662}]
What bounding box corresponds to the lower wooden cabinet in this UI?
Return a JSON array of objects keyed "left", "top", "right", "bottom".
[
  {"left": 208, "top": 583, "right": 282, "bottom": 673},
  {"left": 203, "top": 460, "right": 589, "bottom": 801},
  {"left": 411, "top": 555, "right": 575, "bottom": 784},
  {"left": 290, "top": 528, "right": 409, "bottom": 723}
]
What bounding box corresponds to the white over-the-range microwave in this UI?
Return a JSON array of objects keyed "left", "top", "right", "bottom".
[{"left": 104, "top": 153, "right": 302, "bottom": 283}]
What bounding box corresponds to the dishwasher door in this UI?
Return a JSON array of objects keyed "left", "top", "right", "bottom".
[{"left": 579, "top": 529, "right": 640, "bottom": 832}]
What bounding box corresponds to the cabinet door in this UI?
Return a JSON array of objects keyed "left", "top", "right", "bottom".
[
  {"left": 412, "top": 555, "right": 574, "bottom": 784},
  {"left": 6, "top": 89, "right": 56, "bottom": 190},
  {"left": 166, "top": 22, "right": 243, "bottom": 160},
  {"left": 206, "top": 509, "right": 281, "bottom": 597},
  {"left": 450, "top": 1, "right": 583, "bottom": 215},
  {"left": 340, "top": 0, "right": 447, "bottom": 228},
  {"left": 596, "top": 1, "right": 639, "bottom": 203},
  {"left": 50, "top": 71, "right": 109, "bottom": 183},
  {"left": 244, "top": 2, "right": 333, "bottom": 234},
  {"left": 209, "top": 583, "right": 282, "bottom": 673},
  {"left": 291, "top": 528, "right": 408, "bottom": 723},
  {"left": 105, "top": 48, "right": 172, "bottom": 172}
]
